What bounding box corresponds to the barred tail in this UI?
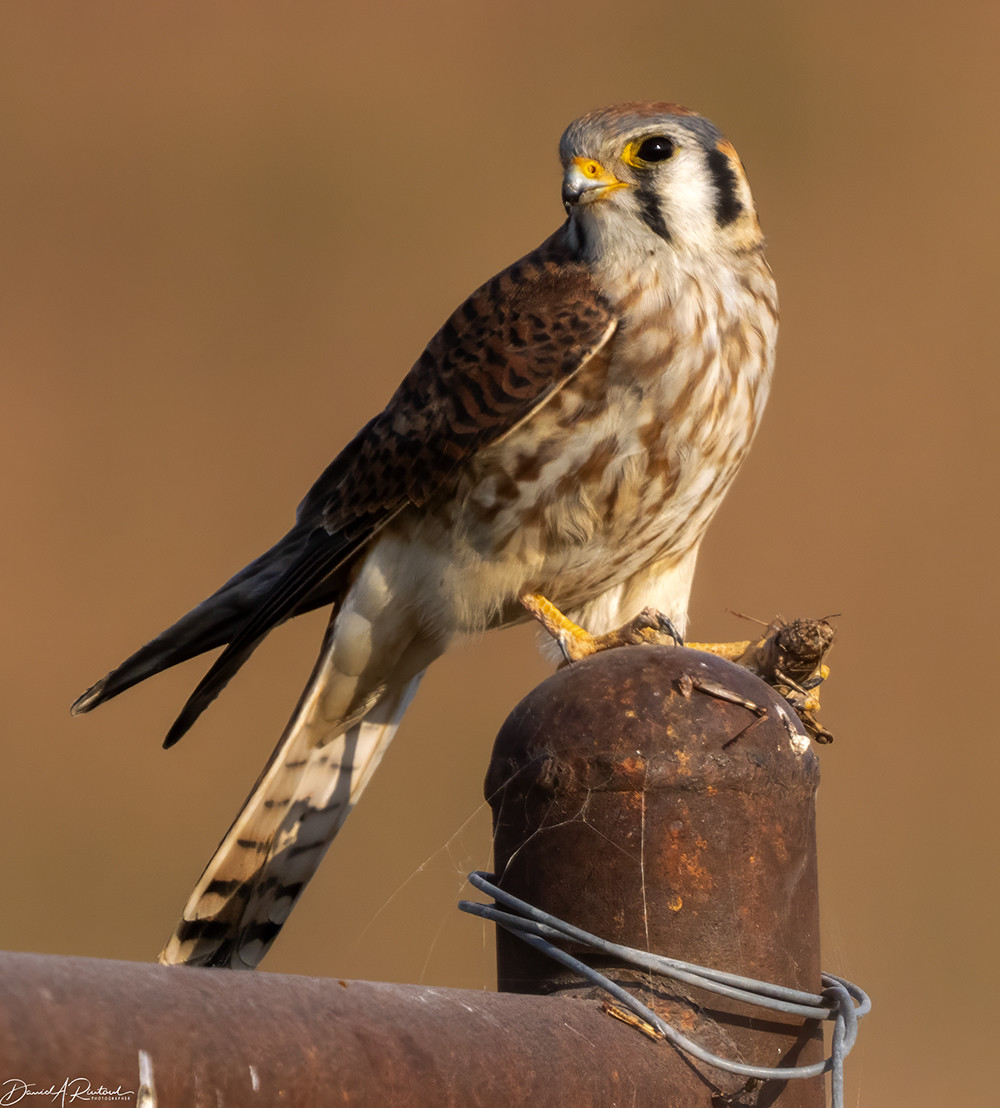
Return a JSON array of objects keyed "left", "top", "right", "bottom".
[{"left": 158, "top": 587, "right": 441, "bottom": 969}]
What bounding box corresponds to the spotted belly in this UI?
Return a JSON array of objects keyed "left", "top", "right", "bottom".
[{"left": 403, "top": 368, "right": 755, "bottom": 634}]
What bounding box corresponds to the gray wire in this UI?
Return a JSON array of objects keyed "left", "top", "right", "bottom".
[{"left": 459, "top": 871, "right": 869, "bottom": 1108}]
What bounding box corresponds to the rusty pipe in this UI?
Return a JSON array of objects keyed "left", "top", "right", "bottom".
[{"left": 0, "top": 950, "right": 689, "bottom": 1107}]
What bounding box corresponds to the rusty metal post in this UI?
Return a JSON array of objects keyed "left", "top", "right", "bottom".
[{"left": 487, "top": 645, "right": 825, "bottom": 1105}]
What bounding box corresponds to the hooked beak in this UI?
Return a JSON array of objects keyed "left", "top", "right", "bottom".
[{"left": 562, "top": 156, "right": 628, "bottom": 210}]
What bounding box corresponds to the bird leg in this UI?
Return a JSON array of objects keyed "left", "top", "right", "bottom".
[
  {"left": 520, "top": 594, "right": 835, "bottom": 743},
  {"left": 520, "top": 593, "right": 682, "bottom": 663}
]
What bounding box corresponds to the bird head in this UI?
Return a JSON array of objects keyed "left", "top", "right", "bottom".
[{"left": 559, "top": 102, "right": 764, "bottom": 260}]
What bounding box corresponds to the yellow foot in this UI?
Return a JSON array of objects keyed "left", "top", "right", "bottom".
[
  {"left": 519, "top": 593, "right": 681, "bottom": 663},
  {"left": 520, "top": 595, "right": 836, "bottom": 744},
  {"left": 684, "top": 638, "right": 753, "bottom": 662}
]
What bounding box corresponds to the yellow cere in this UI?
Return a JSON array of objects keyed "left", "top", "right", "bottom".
[{"left": 571, "top": 156, "right": 614, "bottom": 182}]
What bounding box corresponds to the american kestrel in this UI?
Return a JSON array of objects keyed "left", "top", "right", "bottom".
[{"left": 73, "top": 102, "right": 778, "bottom": 969}]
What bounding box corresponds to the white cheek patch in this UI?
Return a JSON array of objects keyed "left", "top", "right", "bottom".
[{"left": 655, "top": 149, "right": 720, "bottom": 250}]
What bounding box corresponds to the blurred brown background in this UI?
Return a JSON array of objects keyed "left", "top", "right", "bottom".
[{"left": 1, "top": 1, "right": 996, "bottom": 1103}]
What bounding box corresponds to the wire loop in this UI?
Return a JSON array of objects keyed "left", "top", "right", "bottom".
[{"left": 460, "top": 870, "right": 869, "bottom": 1108}]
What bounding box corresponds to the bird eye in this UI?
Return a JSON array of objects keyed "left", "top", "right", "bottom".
[{"left": 635, "top": 136, "right": 675, "bottom": 163}]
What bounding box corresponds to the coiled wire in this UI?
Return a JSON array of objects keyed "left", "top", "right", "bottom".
[{"left": 460, "top": 870, "right": 869, "bottom": 1108}]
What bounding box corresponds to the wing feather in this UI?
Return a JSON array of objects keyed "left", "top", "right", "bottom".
[{"left": 74, "top": 224, "right": 616, "bottom": 740}]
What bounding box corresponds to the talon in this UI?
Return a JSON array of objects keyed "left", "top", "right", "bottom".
[
  {"left": 652, "top": 611, "right": 684, "bottom": 647},
  {"left": 554, "top": 632, "right": 580, "bottom": 665}
]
